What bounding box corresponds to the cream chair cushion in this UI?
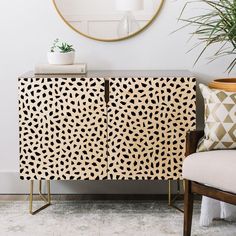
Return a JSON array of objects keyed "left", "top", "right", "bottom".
[{"left": 183, "top": 150, "right": 236, "bottom": 194}]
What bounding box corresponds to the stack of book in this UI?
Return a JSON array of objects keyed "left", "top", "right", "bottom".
[{"left": 34, "top": 63, "right": 87, "bottom": 75}]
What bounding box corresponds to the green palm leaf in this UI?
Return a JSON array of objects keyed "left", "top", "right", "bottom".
[{"left": 178, "top": 0, "right": 236, "bottom": 73}]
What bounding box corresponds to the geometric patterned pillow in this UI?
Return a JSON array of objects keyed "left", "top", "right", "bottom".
[{"left": 197, "top": 84, "right": 236, "bottom": 152}]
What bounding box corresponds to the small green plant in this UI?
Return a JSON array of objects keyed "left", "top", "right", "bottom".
[{"left": 50, "top": 38, "right": 75, "bottom": 53}]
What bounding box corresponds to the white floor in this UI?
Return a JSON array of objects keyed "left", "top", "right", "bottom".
[{"left": 0, "top": 200, "right": 235, "bottom": 236}]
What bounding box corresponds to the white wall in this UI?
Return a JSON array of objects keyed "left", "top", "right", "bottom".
[{"left": 0, "top": 0, "right": 235, "bottom": 194}]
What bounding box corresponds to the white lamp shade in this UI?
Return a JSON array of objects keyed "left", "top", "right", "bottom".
[{"left": 116, "top": 0, "right": 143, "bottom": 11}]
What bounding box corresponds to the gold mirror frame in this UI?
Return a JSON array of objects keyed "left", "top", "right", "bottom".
[{"left": 52, "top": 0, "right": 164, "bottom": 42}]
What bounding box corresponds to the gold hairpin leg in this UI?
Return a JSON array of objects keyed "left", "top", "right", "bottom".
[
  {"left": 29, "top": 180, "right": 51, "bottom": 215},
  {"left": 168, "top": 179, "right": 184, "bottom": 213}
]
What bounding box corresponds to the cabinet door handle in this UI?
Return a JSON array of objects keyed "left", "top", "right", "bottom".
[{"left": 105, "top": 79, "right": 109, "bottom": 104}]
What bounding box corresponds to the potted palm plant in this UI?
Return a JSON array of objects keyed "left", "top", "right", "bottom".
[
  {"left": 48, "top": 38, "right": 75, "bottom": 65},
  {"left": 179, "top": 0, "right": 236, "bottom": 91}
]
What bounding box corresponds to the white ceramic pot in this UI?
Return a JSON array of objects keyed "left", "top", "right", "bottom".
[{"left": 47, "top": 51, "right": 75, "bottom": 65}]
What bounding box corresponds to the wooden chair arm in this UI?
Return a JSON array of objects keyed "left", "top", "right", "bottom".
[{"left": 185, "top": 130, "right": 204, "bottom": 157}]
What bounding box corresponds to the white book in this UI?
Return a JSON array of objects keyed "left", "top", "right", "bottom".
[{"left": 34, "top": 63, "right": 87, "bottom": 75}]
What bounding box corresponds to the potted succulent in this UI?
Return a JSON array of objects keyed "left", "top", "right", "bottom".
[
  {"left": 48, "top": 38, "right": 75, "bottom": 65},
  {"left": 178, "top": 0, "right": 236, "bottom": 91}
]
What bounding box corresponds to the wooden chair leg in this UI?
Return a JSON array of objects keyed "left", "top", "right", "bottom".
[{"left": 184, "top": 180, "right": 194, "bottom": 236}]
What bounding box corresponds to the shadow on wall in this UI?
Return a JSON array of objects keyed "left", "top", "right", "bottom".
[{"left": 193, "top": 72, "right": 215, "bottom": 130}]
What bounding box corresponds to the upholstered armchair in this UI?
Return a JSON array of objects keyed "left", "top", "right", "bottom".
[{"left": 182, "top": 130, "right": 236, "bottom": 236}]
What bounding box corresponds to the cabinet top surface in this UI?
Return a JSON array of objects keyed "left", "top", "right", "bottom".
[{"left": 20, "top": 70, "right": 195, "bottom": 79}]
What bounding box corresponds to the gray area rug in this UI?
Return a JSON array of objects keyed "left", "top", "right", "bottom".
[{"left": 0, "top": 200, "right": 235, "bottom": 236}]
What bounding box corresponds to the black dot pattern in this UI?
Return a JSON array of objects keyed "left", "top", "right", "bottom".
[
  {"left": 19, "top": 76, "right": 196, "bottom": 180},
  {"left": 107, "top": 77, "right": 196, "bottom": 180},
  {"left": 19, "top": 77, "right": 107, "bottom": 180}
]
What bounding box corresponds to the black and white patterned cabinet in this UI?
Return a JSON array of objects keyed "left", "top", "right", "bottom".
[{"left": 19, "top": 71, "right": 196, "bottom": 180}]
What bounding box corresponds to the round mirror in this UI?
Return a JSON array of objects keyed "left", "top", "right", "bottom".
[{"left": 53, "top": 0, "right": 164, "bottom": 42}]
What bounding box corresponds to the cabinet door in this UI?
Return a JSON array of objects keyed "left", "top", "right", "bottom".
[
  {"left": 156, "top": 77, "right": 196, "bottom": 180},
  {"left": 107, "top": 77, "right": 196, "bottom": 180},
  {"left": 19, "top": 77, "right": 107, "bottom": 180}
]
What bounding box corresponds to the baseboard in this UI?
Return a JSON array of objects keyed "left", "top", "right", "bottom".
[
  {"left": 0, "top": 194, "right": 186, "bottom": 202},
  {"left": 0, "top": 171, "right": 182, "bottom": 194}
]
